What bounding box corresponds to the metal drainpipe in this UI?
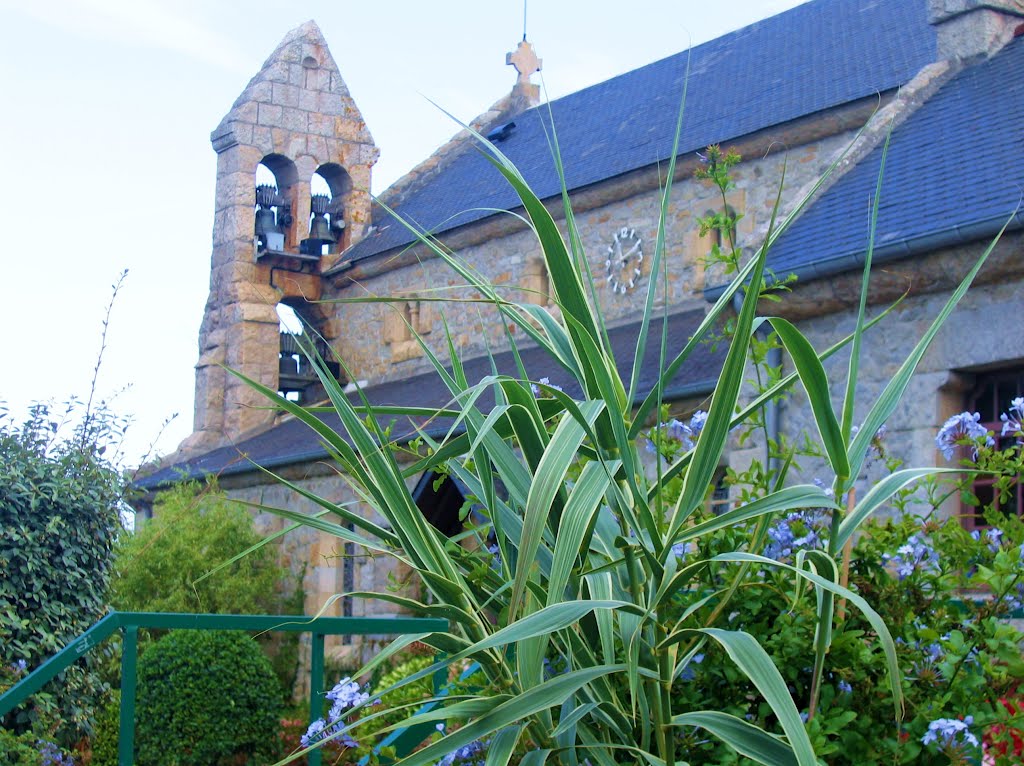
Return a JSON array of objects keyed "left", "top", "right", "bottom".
[{"left": 733, "top": 291, "right": 780, "bottom": 475}]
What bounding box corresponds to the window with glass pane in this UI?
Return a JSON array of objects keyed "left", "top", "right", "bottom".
[{"left": 962, "top": 366, "right": 1024, "bottom": 528}]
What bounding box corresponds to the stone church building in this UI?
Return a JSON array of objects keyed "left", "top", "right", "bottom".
[{"left": 138, "top": 0, "right": 1024, "bottom": 656}]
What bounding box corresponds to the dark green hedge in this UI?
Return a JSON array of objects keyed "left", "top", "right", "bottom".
[
  {"left": 135, "top": 630, "right": 282, "bottom": 765},
  {"left": 0, "top": 405, "right": 124, "bottom": 741}
]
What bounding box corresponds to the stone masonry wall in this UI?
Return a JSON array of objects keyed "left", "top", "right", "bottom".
[
  {"left": 219, "top": 464, "right": 415, "bottom": 681},
  {"left": 766, "top": 272, "right": 1023, "bottom": 520}
]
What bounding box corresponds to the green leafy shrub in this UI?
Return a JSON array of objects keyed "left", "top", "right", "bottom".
[
  {"left": 0, "top": 401, "right": 126, "bottom": 744},
  {"left": 134, "top": 630, "right": 282, "bottom": 765},
  {"left": 110, "top": 480, "right": 302, "bottom": 699},
  {"left": 0, "top": 660, "right": 76, "bottom": 765},
  {"left": 661, "top": 462, "right": 1024, "bottom": 764},
  {"left": 87, "top": 691, "right": 120, "bottom": 766},
  {"left": 111, "top": 480, "right": 285, "bottom": 616}
]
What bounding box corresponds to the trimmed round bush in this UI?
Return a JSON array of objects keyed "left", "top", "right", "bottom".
[{"left": 135, "top": 630, "right": 281, "bottom": 765}]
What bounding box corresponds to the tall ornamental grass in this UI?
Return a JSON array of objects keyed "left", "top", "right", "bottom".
[{"left": 235, "top": 101, "right": 1012, "bottom": 765}]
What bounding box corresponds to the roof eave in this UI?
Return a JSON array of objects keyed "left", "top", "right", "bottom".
[{"left": 702, "top": 211, "right": 1024, "bottom": 301}]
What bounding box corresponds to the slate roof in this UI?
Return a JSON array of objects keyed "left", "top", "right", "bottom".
[
  {"left": 137, "top": 309, "right": 724, "bottom": 490},
  {"left": 764, "top": 35, "right": 1024, "bottom": 279},
  {"left": 343, "top": 0, "right": 936, "bottom": 264}
]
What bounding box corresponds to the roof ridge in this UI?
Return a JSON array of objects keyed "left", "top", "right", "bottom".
[{"left": 375, "top": 91, "right": 528, "bottom": 212}]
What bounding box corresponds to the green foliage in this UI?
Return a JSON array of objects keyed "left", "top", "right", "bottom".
[
  {"left": 111, "top": 480, "right": 285, "bottom": 615},
  {"left": 666, "top": 495, "right": 1024, "bottom": 764},
  {"left": 88, "top": 691, "right": 121, "bottom": 766},
  {"left": 110, "top": 480, "right": 303, "bottom": 700},
  {"left": 134, "top": 630, "right": 282, "bottom": 765},
  {"left": 0, "top": 662, "right": 76, "bottom": 765},
  {"left": 0, "top": 401, "right": 126, "bottom": 744},
  {"left": 237, "top": 108, "right": 1015, "bottom": 766}
]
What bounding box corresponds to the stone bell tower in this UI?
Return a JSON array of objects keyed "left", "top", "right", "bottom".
[{"left": 184, "top": 21, "right": 378, "bottom": 452}]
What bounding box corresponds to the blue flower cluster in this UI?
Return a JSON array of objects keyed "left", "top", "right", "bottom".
[
  {"left": 882, "top": 534, "right": 939, "bottom": 580},
  {"left": 37, "top": 740, "right": 73, "bottom": 766},
  {"left": 646, "top": 410, "right": 708, "bottom": 453},
  {"left": 300, "top": 677, "right": 370, "bottom": 749},
  {"left": 762, "top": 509, "right": 830, "bottom": 563},
  {"left": 436, "top": 737, "right": 489, "bottom": 765},
  {"left": 921, "top": 716, "right": 979, "bottom": 749},
  {"left": 326, "top": 677, "right": 370, "bottom": 719},
  {"left": 935, "top": 412, "right": 993, "bottom": 461},
  {"left": 970, "top": 527, "right": 1003, "bottom": 553},
  {"left": 1001, "top": 396, "right": 1024, "bottom": 438},
  {"left": 530, "top": 376, "right": 563, "bottom": 398},
  {"left": 542, "top": 654, "right": 569, "bottom": 679},
  {"left": 909, "top": 638, "right": 946, "bottom": 682},
  {"left": 670, "top": 540, "right": 696, "bottom": 558},
  {"left": 679, "top": 652, "right": 705, "bottom": 681}
]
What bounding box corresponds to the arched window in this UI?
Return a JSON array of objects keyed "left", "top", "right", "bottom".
[{"left": 254, "top": 155, "right": 298, "bottom": 253}]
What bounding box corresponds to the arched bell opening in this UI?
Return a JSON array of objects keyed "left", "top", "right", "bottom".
[
  {"left": 276, "top": 301, "right": 342, "bottom": 404},
  {"left": 300, "top": 164, "right": 351, "bottom": 256},
  {"left": 254, "top": 155, "right": 299, "bottom": 254}
]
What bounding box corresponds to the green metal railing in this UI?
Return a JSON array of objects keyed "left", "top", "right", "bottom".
[{"left": 0, "top": 611, "right": 447, "bottom": 766}]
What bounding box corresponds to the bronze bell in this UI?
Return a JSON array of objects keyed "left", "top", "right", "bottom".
[
  {"left": 255, "top": 184, "right": 285, "bottom": 251},
  {"left": 254, "top": 207, "right": 277, "bottom": 238},
  {"left": 308, "top": 194, "right": 337, "bottom": 244}
]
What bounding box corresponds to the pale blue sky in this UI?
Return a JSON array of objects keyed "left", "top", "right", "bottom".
[{"left": 0, "top": 0, "right": 805, "bottom": 463}]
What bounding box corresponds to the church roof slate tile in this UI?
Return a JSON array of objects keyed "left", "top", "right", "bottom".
[
  {"left": 343, "top": 0, "right": 936, "bottom": 264},
  {"left": 765, "top": 35, "right": 1024, "bottom": 279}
]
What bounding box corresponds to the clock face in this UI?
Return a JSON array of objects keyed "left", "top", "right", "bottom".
[{"left": 605, "top": 227, "right": 644, "bottom": 295}]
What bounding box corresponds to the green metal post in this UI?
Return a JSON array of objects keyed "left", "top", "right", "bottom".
[
  {"left": 308, "top": 632, "right": 325, "bottom": 766},
  {"left": 118, "top": 625, "right": 138, "bottom": 766}
]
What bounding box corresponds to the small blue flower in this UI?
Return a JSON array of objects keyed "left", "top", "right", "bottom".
[
  {"left": 689, "top": 410, "right": 708, "bottom": 435},
  {"left": 301, "top": 719, "right": 327, "bottom": 748},
  {"left": 921, "top": 717, "right": 979, "bottom": 749},
  {"left": 813, "top": 477, "right": 835, "bottom": 498},
  {"left": 1000, "top": 396, "right": 1023, "bottom": 438},
  {"left": 763, "top": 509, "right": 830, "bottom": 563},
  {"left": 530, "top": 377, "right": 562, "bottom": 398},
  {"left": 670, "top": 541, "right": 696, "bottom": 558},
  {"left": 437, "top": 737, "right": 489, "bottom": 765},
  {"left": 883, "top": 534, "right": 939, "bottom": 580},
  {"left": 679, "top": 652, "right": 705, "bottom": 681},
  {"left": 837, "top": 680, "right": 852, "bottom": 694},
  {"left": 935, "top": 412, "right": 993, "bottom": 461},
  {"left": 37, "top": 740, "right": 73, "bottom": 766},
  {"left": 326, "top": 677, "right": 369, "bottom": 712},
  {"left": 339, "top": 733, "right": 359, "bottom": 749}
]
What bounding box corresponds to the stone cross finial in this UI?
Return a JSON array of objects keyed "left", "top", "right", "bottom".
[{"left": 506, "top": 40, "right": 542, "bottom": 84}]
